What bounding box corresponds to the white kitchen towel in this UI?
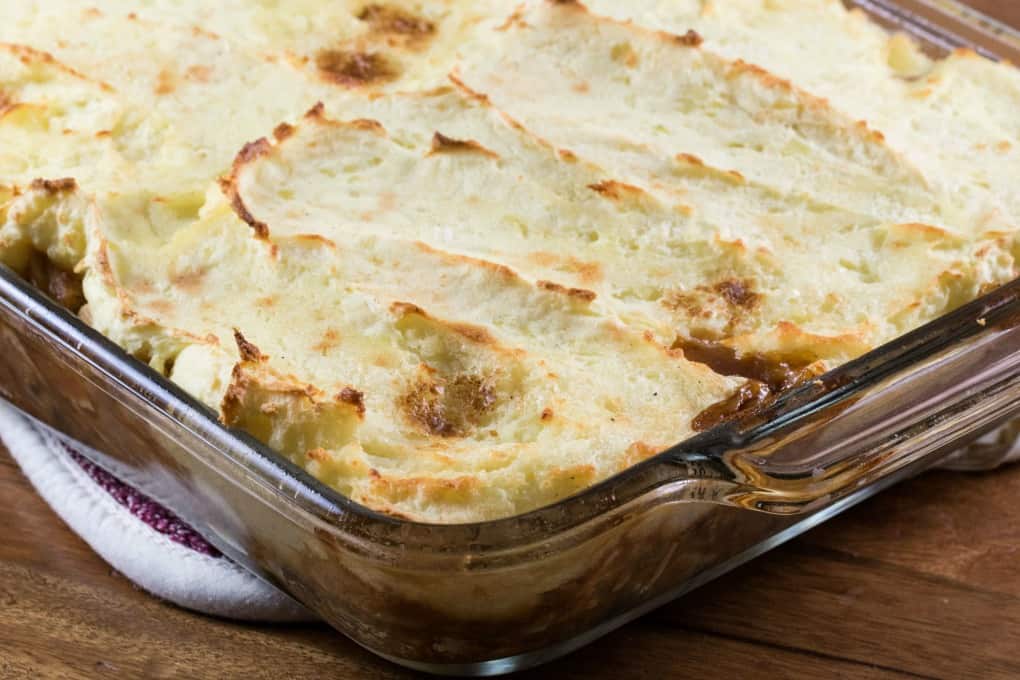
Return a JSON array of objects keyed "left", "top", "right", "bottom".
[
  {"left": 0, "top": 402, "right": 313, "bottom": 622},
  {"left": 1, "top": 399, "right": 1018, "bottom": 622}
]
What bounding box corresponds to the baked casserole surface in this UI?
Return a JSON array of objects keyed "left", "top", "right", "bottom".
[{"left": 0, "top": 0, "right": 1017, "bottom": 521}]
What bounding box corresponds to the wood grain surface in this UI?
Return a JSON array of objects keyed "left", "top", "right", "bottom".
[{"left": 2, "top": 2, "right": 1020, "bottom": 678}]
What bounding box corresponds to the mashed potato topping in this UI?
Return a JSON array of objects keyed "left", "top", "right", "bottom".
[{"left": 0, "top": 1, "right": 1017, "bottom": 521}]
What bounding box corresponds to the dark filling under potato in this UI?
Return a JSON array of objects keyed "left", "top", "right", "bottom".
[
  {"left": 674, "top": 335, "right": 817, "bottom": 431},
  {"left": 24, "top": 251, "right": 85, "bottom": 313}
]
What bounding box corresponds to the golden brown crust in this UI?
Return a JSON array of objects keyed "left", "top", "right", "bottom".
[
  {"left": 390, "top": 300, "right": 429, "bottom": 318},
  {"left": 723, "top": 59, "right": 894, "bottom": 147},
  {"left": 530, "top": 1, "right": 706, "bottom": 56},
  {"left": 304, "top": 101, "right": 327, "bottom": 120},
  {"left": 221, "top": 363, "right": 365, "bottom": 437},
  {"left": 713, "top": 279, "right": 761, "bottom": 309},
  {"left": 337, "top": 386, "right": 366, "bottom": 417},
  {"left": 303, "top": 103, "right": 387, "bottom": 136},
  {"left": 526, "top": 251, "right": 603, "bottom": 285},
  {"left": 220, "top": 138, "right": 273, "bottom": 239},
  {"left": 536, "top": 280, "right": 597, "bottom": 303},
  {"left": 587, "top": 179, "right": 646, "bottom": 202},
  {"left": 234, "top": 137, "right": 273, "bottom": 166},
  {"left": 675, "top": 29, "right": 704, "bottom": 48},
  {"left": 446, "top": 322, "right": 497, "bottom": 345},
  {"left": 220, "top": 368, "right": 268, "bottom": 423},
  {"left": 0, "top": 43, "right": 114, "bottom": 91},
  {"left": 673, "top": 153, "right": 747, "bottom": 186},
  {"left": 446, "top": 78, "right": 611, "bottom": 181},
  {"left": 305, "top": 447, "right": 331, "bottom": 462},
  {"left": 348, "top": 118, "right": 387, "bottom": 134},
  {"left": 153, "top": 68, "right": 176, "bottom": 95},
  {"left": 495, "top": 6, "right": 528, "bottom": 32},
  {"left": 29, "top": 177, "right": 78, "bottom": 193},
  {"left": 428, "top": 132, "right": 500, "bottom": 159},
  {"left": 221, "top": 111, "right": 395, "bottom": 241},
  {"left": 310, "top": 328, "right": 342, "bottom": 353},
  {"left": 290, "top": 233, "right": 339, "bottom": 249},
  {"left": 314, "top": 49, "right": 398, "bottom": 88},
  {"left": 0, "top": 90, "right": 14, "bottom": 116},
  {"left": 356, "top": 4, "right": 436, "bottom": 47},
  {"left": 663, "top": 277, "right": 762, "bottom": 334},
  {"left": 894, "top": 222, "right": 953, "bottom": 240},
  {"left": 169, "top": 267, "right": 207, "bottom": 292},
  {"left": 412, "top": 241, "right": 519, "bottom": 282},
  {"left": 726, "top": 59, "right": 796, "bottom": 92},
  {"left": 369, "top": 473, "right": 481, "bottom": 505},
  {"left": 391, "top": 301, "right": 499, "bottom": 346},
  {"left": 272, "top": 122, "right": 296, "bottom": 142},
  {"left": 675, "top": 152, "right": 705, "bottom": 167},
  {"left": 765, "top": 321, "right": 873, "bottom": 360},
  {"left": 233, "top": 329, "right": 267, "bottom": 363},
  {"left": 447, "top": 72, "right": 491, "bottom": 105},
  {"left": 399, "top": 371, "right": 497, "bottom": 438}
]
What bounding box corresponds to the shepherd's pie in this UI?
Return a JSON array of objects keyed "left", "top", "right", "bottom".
[{"left": 1, "top": 0, "right": 1017, "bottom": 521}]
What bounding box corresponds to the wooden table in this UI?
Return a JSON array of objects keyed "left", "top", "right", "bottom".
[{"left": 4, "top": 2, "right": 1020, "bottom": 677}]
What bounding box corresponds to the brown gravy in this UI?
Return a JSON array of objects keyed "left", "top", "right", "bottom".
[{"left": 673, "top": 335, "right": 816, "bottom": 431}]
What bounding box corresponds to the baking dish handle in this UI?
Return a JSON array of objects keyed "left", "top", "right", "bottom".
[{"left": 663, "top": 278, "right": 1020, "bottom": 515}]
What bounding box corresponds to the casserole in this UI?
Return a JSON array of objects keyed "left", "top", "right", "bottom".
[{"left": 1, "top": 0, "right": 1019, "bottom": 674}]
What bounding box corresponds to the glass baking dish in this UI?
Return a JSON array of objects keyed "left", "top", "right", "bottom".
[{"left": 2, "top": 0, "right": 1019, "bottom": 674}]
